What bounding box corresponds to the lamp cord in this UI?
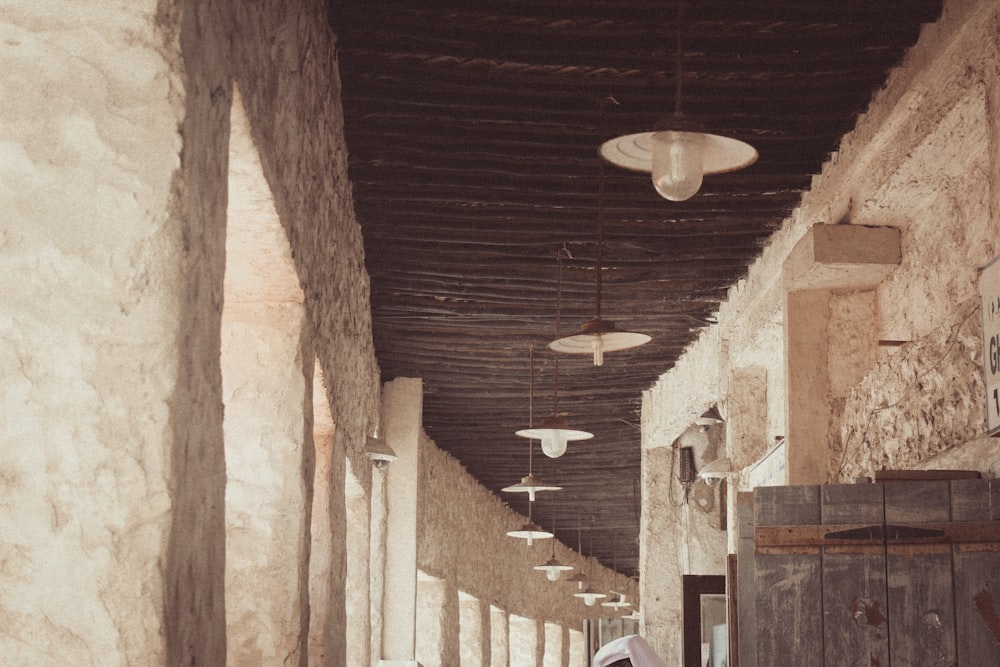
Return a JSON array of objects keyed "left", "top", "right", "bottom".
[
  {"left": 528, "top": 343, "right": 535, "bottom": 474},
  {"left": 596, "top": 159, "right": 605, "bottom": 320},
  {"left": 674, "top": 0, "right": 685, "bottom": 116}
]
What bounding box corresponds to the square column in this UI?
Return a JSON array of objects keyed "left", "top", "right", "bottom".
[{"left": 379, "top": 378, "right": 424, "bottom": 667}]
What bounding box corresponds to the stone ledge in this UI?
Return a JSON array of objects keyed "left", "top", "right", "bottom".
[{"left": 784, "top": 224, "right": 901, "bottom": 293}]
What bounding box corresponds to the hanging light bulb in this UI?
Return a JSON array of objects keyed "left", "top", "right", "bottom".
[
  {"left": 506, "top": 521, "right": 553, "bottom": 547},
  {"left": 549, "top": 165, "right": 649, "bottom": 364},
  {"left": 566, "top": 571, "right": 589, "bottom": 590},
  {"left": 600, "top": 0, "right": 756, "bottom": 201},
  {"left": 535, "top": 556, "right": 574, "bottom": 582},
  {"left": 602, "top": 593, "right": 632, "bottom": 609},
  {"left": 533, "top": 502, "right": 574, "bottom": 581},
  {"left": 601, "top": 529, "right": 628, "bottom": 609},
  {"left": 544, "top": 429, "right": 568, "bottom": 459},
  {"left": 516, "top": 342, "right": 591, "bottom": 458},
  {"left": 574, "top": 520, "right": 607, "bottom": 605},
  {"left": 566, "top": 502, "right": 589, "bottom": 590},
  {"left": 651, "top": 127, "right": 704, "bottom": 201},
  {"left": 502, "top": 474, "right": 562, "bottom": 502},
  {"left": 516, "top": 414, "right": 592, "bottom": 459},
  {"left": 574, "top": 585, "right": 608, "bottom": 606},
  {"left": 506, "top": 500, "right": 553, "bottom": 547},
  {"left": 505, "top": 344, "right": 563, "bottom": 496}
]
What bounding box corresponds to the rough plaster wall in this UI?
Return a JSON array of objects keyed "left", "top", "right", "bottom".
[
  {"left": 1, "top": 0, "right": 379, "bottom": 663},
  {"left": 0, "top": 2, "right": 189, "bottom": 662},
  {"left": 835, "top": 60, "right": 996, "bottom": 480},
  {"left": 639, "top": 439, "right": 726, "bottom": 665},
  {"left": 417, "top": 433, "right": 634, "bottom": 631},
  {"left": 223, "top": 0, "right": 382, "bottom": 471},
  {"left": 213, "top": 0, "right": 382, "bottom": 661},
  {"left": 639, "top": 0, "right": 1000, "bottom": 657},
  {"left": 643, "top": 0, "right": 1000, "bottom": 493}
]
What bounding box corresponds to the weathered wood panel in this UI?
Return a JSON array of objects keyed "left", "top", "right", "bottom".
[
  {"left": 952, "top": 479, "right": 1000, "bottom": 665},
  {"left": 821, "top": 483, "right": 889, "bottom": 666},
  {"left": 884, "top": 482, "right": 956, "bottom": 666},
  {"left": 753, "top": 486, "right": 822, "bottom": 666},
  {"left": 736, "top": 492, "right": 756, "bottom": 667}
]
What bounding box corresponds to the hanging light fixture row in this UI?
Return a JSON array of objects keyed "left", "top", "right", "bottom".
[{"left": 599, "top": 0, "right": 757, "bottom": 201}]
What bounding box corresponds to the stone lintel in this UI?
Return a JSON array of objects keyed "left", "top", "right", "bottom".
[{"left": 784, "top": 224, "right": 901, "bottom": 293}]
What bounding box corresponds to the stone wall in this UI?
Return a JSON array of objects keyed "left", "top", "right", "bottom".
[
  {"left": 1, "top": 2, "right": 190, "bottom": 664},
  {"left": 418, "top": 431, "right": 635, "bottom": 633},
  {"left": 1, "top": 0, "right": 381, "bottom": 663},
  {"left": 639, "top": 0, "right": 1000, "bottom": 659}
]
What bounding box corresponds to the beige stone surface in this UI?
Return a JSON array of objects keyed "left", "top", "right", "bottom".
[
  {"left": 0, "top": 2, "right": 185, "bottom": 663},
  {"left": 417, "top": 430, "right": 633, "bottom": 631},
  {"left": 640, "top": 0, "right": 1000, "bottom": 660},
  {"left": 783, "top": 225, "right": 901, "bottom": 293}
]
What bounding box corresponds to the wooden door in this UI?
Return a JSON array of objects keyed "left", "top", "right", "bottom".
[{"left": 741, "top": 479, "right": 1000, "bottom": 666}]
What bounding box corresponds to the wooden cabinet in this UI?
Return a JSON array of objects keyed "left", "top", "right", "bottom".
[{"left": 737, "top": 479, "right": 1000, "bottom": 666}]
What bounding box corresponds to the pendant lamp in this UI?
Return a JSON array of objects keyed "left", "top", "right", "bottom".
[
  {"left": 573, "top": 523, "right": 608, "bottom": 606},
  {"left": 574, "top": 579, "right": 608, "bottom": 606},
  {"left": 549, "top": 165, "right": 650, "bottom": 366},
  {"left": 504, "top": 345, "right": 563, "bottom": 498},
  {"left": 599, "top": 0, "right": 757, "bottom": 201},
  {"left": 517, "top": 321, "right": 592, "bottom": 457},
  {"left": 506, "top": 499, "right": 554, "bottom": 547},
  {"left": 695, "top": 405, "right": 724, "bottom": 429},
  {"left": 566, "top": 505, "right": 589, "bottom": 590},
  {"left": 603, "top": 593, "right": 632, "bottom": 610},
  {"left": 533, "top": 503, "right": 574, "bottom": 582},
  {"left": 601, "top": 530, "right": 632, "bottom": 609}
]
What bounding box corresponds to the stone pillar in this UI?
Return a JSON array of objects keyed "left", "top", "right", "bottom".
[
  {"left": 783, "top": 224, "right": 900, "bottom": 484},
  {"left": 784, "top": 289, "right": 833, "bottom": 484},
  {"left": 379, "top": 377, "right": 423, "bottom": 667},
  {"left": 0, "top": 2, "right": 227, "bottom": 664}
]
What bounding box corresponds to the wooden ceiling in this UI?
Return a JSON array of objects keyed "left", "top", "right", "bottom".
[{"left": 332, "top": 0, "right": 942, "bottom": 579}]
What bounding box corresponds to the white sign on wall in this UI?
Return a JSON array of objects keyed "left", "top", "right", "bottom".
[{"left": 980, "top": 256, "right": 1000, "bottom": 436}]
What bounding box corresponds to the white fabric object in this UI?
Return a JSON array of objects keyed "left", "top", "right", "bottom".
[{"left": 592, "top": 634, "right": 667, "bottom": 667}]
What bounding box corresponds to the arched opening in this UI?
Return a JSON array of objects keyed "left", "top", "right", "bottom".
[
  {"left": 543, "top": 622, "right": 563, "bottom": 667},
  {"left": 416, "top": 570, "right": 446, "bottom": 667},
  {"left": 509, "top": 614, "right": 538, "bottom": 667},
  {"left": 490, "top": 605, "right": 509, "bottom": 667},
  {"left": 344, "top": 459, "right": 371, "bottom": 664},
  {"left": 569, "top": 628, "right": 587, "bottom": 667},
  {"left": 459, "top": 590, "right": 485, "bottom": 667}
]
